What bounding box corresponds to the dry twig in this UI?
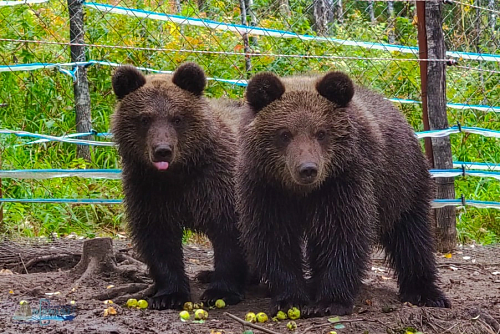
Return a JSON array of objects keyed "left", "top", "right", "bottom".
[
  {"left": 302, "top": 318, "right": 388, "bottom": 333},
  {"left": 18, "top": 253, "right": 28, "bottom": 274},
  {"left": 224, "top": 312, "right": 280, "bottom": 334}
]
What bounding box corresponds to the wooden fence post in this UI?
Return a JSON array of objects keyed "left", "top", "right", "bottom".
[
  {"left": 418, "top": 0, "right": 457, "bottom": 252},
  {"left": 68, "top": 0, "right": 92, "bottom": 161},
  {"left": 239, "top": 0, "right": 252, "bottom": 77}
]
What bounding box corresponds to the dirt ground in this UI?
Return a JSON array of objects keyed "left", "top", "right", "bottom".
[{"left": 0, "top": 238, "right": 499, "bottom": 334}]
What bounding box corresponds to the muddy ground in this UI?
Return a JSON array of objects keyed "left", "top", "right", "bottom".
[{"left": 0, "top": 238, "right": 499, "bottom": 334}]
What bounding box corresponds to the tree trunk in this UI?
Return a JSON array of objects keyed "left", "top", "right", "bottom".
[
  {"left": 388, "top": 1, "right": 395, "bottom": 44},
  {"left": 67, "top": 0, "right": 92, "bottom": 161},
  {"left": 335, "top": 0, "right": 343, "bottom": 24},
  {"left": 278, "top": 0, "right": 290, "bottom": 16},
  {"left": 246, "top": 0, "right": 258, "bottom": 46},
  {"left": 314, "top": 0, "right": 329, "bottom": 34},
  {"left": 368, "top": 0, "right": 375, "bottom": 24},
  {"left": 488, "top": 0, "right": 496, "bottom": 33},
  {"left": 174, "top": 0, "right": 181, "bottom": 13},
  {"left": 239, "top": 0, "right": 252, "bottom": 76},
  {"left": 425, "top": 0, "right": 457, "bottom": 253}
]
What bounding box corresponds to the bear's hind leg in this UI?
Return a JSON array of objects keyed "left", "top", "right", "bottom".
[{"left": 381, "top": 205, "right": 451, "bottom": 308}]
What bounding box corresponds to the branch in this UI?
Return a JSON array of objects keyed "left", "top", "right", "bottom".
[
  {"left": 302, "top": 318, "right": 388, "bottom": 333},
  {"left": 224, "top": 312, "right": 281, "bottom": 334}
]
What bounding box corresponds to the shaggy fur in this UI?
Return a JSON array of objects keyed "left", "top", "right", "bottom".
[
  {"left": 237, "top": 71, "right": 451, "bottom": 317},
  {"left": 111, "top": 63, "right": 248, "bottom": 310}
]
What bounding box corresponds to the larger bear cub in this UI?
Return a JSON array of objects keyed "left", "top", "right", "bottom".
[
  {"left": 237, "top": 71, "right": 450, "bottom": 316},
  {"left": 111, "top": 63, "right": 247, "bottom": 310}
]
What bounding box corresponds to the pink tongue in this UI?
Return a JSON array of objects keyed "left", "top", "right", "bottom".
[{"left": 154, "top": 161, "right": 169, "bottom": 170}]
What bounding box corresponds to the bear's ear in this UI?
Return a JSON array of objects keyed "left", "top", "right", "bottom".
[
  {"left": 315, "top": 71, "right": 355, "bottom": 107},
  {"left": 112, "top": 65, "right": 147, "bottom": 100},
  {"left": 172, "top": 62, "right": 206, "bottom": 96},
  {"left": 245, "top": 72, "right": 285, "bottom": 113}
]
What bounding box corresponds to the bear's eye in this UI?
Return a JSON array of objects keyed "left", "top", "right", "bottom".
[
  {"left": 172, "top": 116, "right": 182, "bottom": 125},
  {"left": 140, "top": 115, "right": 151, "bottom": 126},
  {"left": 316, "top": 130, "right": 326, "bottom": 141},
  {"left": 279, "top": 130, "right": 292, "bottom": 143}
]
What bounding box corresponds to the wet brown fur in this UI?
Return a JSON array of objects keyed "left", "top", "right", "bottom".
[
  {"left": 111, "top": 63, "right": 248, "bottom": 310},
  {"left": 237, "top": 71, "right": 450, "bottom": 317}
]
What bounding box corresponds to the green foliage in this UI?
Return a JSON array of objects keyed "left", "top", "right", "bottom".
[{"left": 0, "top": 0, "right": 498, "bottom": 243}]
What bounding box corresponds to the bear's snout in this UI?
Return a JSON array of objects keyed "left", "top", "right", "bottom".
[
  {"left": 151, "top": 144, "right": 173, "bottom": 171},
  {"left": 297, "top": 162, "right": 318, "bottom": 184}
]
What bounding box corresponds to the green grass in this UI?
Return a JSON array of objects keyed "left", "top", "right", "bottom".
[{"left": 0, "top": 0, "right": 499, "bottom": 244}]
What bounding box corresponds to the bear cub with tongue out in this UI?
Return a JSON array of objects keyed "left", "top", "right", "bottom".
[{"left": 111, "top": 63, "right": 247, "bottom": 310}]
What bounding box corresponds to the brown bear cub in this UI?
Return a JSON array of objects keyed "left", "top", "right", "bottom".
[
  {"left": 111, "top": 63, "right": 248, "bottom": 310},
  {"left": 237, "top": 71, "right": 451, "bottom": 317}
]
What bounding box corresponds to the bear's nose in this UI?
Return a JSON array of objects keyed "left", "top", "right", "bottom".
[
  {"left": 298, "top": 163, "right": 318, "bottom": 180},
  {"left": 153, "top": 145, "right": 172, "bottom": 161}
]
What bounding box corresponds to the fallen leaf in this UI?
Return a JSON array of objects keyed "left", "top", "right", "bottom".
[
  {"left": 328, "top": 316, "right": 341, "bottom": 323},
  {"left": 0, "top": 269, "right": 14, "bottom": 275},
  {"left": 107, "top": 285, "right": 115, "bottom": 289},
  {"left": 333, "top": 323, "right": 345, "bottom": 329},
  {"left": 9, "top": 290, "right": 14, "bottom": 294},
  {"left": 444, "top": 253, "right": 452, "bottom": 258},
  {"left": 192, "top": 319, "right": 205, "bottom": 324},
  {"left": 104, "top": 306, "right": 117, "bottom": 316}
]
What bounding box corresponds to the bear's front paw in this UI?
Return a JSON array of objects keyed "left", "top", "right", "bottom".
[
  {"left": 303, "top": 301, "right": 353, "bottom": 317},
  {"left": 149, "top": 290, "right": 190, "bottom": 310},
  {"left": 270, "top": 293, "right": 309, "bottom": 316},
  {"left": 400, "top": 289, "right": 451, "bottom": 308},
  {"left": 200, "top": 288, "right": 243, "bottom": 306}
]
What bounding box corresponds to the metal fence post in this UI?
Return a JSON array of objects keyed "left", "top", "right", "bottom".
[
  {"left": 418, "top": 0, "right": 457, "bottom": 252},
  {"left": 68, "top": 0, "right": 92, "bottom": 161}
]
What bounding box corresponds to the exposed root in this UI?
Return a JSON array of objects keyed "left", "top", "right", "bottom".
[
  {"left": 23, "top": 253, "right": 78, "bottom": 273},
  {"left": 112, "top": 284, "right": 156, "bottom": 305},
  {"left": 95, "top": 283, "right": 152, "bottom": 301},
  {"left": 115, "top": 252, "right": 146, "bottom": 268}
]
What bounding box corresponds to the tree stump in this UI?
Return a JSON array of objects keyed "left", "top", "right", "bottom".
[
  {"left": 71, "top": 238, "right": 116, "bottom": 280},
  {"left": 70, "top": 238, "right": 154, "bottom": 304}
]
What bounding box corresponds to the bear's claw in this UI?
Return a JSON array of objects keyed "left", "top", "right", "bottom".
[
  {"left": 200, "top": 288, "right": 243, "bottom": 306},
  {"left": 303, "top": 301, "right": 353, "bottom": 318},
  {"left": 270, "top": 294, "right": 309, "bottom": 316},
  {"left": 149, "top": 290, "right": 190, "bottom": 310},
  {"left": 400, "top": 289, "right": 451, "bottom": 308}
]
